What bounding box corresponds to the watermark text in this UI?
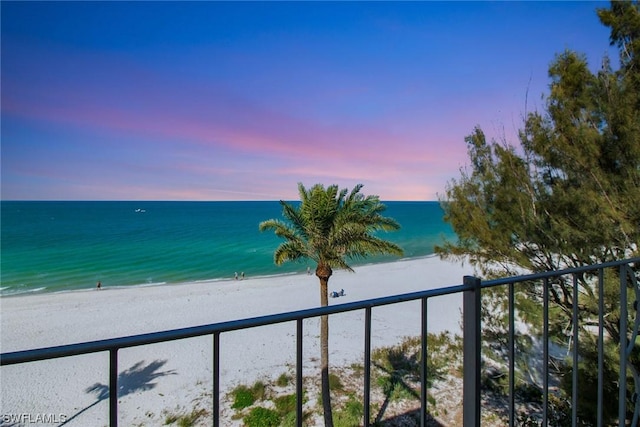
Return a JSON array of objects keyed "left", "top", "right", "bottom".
[{"left": 2, "top": 413, "right": 68, "bottom": 424}]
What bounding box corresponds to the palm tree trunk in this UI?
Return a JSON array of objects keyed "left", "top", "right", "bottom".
[{"left": 317, "top": 265, "right": 333, "bottom": 427}]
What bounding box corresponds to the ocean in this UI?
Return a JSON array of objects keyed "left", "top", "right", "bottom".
[{"left": 0, "top": 201, "right": 456, "bottom": 296}]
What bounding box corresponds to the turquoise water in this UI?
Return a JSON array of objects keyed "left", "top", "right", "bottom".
[{"left": 0, "top": 201, "right": 455, "bottom": 296}]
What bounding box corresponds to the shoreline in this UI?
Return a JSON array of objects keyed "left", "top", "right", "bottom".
[
  {"left": 0, "top": 255, "right": 470, "bottom": 426},
  {"left": 0, "top": 254, "right": 442, "bottom": 299}
]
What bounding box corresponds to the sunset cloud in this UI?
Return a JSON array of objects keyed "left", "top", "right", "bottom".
[{"left": 1, "top": 1, "right": 613, "bottom": 200}]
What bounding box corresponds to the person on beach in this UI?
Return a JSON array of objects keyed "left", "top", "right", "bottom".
[
  {"left": 330, "top": 289, "right": 345, "bottom": 298},
  {"left": 96, "top": 281, "right": 102, "bottom": 290},
  {"left": 234, "top": 272, "right": 238, "bottom": 280},
  {"left": 241, "top": 272, "right": 245, "bottom": 280}
]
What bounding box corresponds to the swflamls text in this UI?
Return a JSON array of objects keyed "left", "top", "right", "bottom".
[{"left": 1, "top": 413, "right": 68, "bottom": 424}]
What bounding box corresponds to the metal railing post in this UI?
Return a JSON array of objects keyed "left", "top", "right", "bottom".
[
  {"left": 598, "top": 269, "right": 604, "bottom": 427},
  {"left": 620, "top": 265, "right": 628, "bottom": 427},
  {"left": 508, "top": 283, "right": 515, "bottom": 427},
  {"left": 572, "top": 274, "right": 579, "bottom": 427},
  {"left": 213, "top": 332, "right": 220, "bottom": 427},
  {"left": 543, "top": 278, "right": 549, "bottom": 427},
  {"left": 364, "top": 307, "right": 372, "bottom": 427},
  {"left": 421, "top": 297, "right": 428, "bottom": 427},
  {"left": 463, "top": 275, "right": 481, "bottom": 427},
  {"left": 296, "top": 319, "right": 303, "bottom": 427},
  {"left": 109, "top": 348, "right": 118, "bottom": 427}
]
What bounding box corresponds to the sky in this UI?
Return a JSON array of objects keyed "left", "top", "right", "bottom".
[{"left": 1, "top": 1, "right": 616, "bottom": 201}]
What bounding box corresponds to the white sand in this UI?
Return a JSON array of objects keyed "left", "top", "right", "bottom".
[{"left": 0, "top": 256, "right": 470, "bottom": 426}]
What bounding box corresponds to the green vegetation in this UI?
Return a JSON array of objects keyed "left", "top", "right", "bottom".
[
  {"left": 274, "top": 393, "right": 297, "bottom": 414},
  {"left": 276, "top": 373, "right": 291, "bottom": 387},
  {"left": 243, "top": 407, "right": 281, "bottom": 427},
  {"left": 333, "top": 394, "right": 364, "bottom": 427},
  {"left": 437, "top": 1, "right": 639, "bottom": 424},
  {"left": 230, "top": 381, "right": 267, "bottom": 410},
  {"left": 328, "top": 372, "right": 344, "bottom": 391},
  {"left": 227, "top": 373, "right": 311, "bottom": 426},
  {"left": 224, "top": 333, "right": 463, "bottom": 426},
  {"left": 260, "top": 183, "right": 403, "bottom": 427},
  {"left": 163, "top": 407, "right": 208, "bottom": 427},
  {"left": 370, "top": 333, "right": 459, "bottom": 423},
  {"left": 230, "top": 385, "right": 255, "bottom": 410}
]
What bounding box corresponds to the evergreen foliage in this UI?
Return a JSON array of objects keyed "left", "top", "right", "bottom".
[
  {"left": 437, "top": 1, "right": 639, "bottom": 424},
  {"left": 438, "top": 0, "right": 639, "bottom": 271}
]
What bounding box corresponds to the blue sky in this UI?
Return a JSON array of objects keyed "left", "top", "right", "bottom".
[{"left": 1, "top": 1, "right": 615, "bottom": 200}]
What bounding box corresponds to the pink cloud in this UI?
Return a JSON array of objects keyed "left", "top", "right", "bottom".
[{"left": 3, "top": 47, "right": 475, "bottom": 200}]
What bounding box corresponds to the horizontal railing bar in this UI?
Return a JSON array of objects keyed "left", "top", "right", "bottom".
[
  {"left": 1, "top": 282, "right": 468, "bottom": 366},
  {"left": 480, "top": 257, "right": 639, "bottom": 289},
  {"left": 3, "top": 258, "right": 637, "bottom": 368}
]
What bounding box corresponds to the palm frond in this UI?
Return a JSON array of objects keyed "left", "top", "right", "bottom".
[
  {"left": 260, "top": 183, "right": 403, "bottom": 273},
  {"left": 280, "top": 201, "right": 310, "bottom": 239},
  {"left": 258, "top": 219, "right": 297, "bottom": 240},
  {"left": 274, "top": 241, "right": 311, "bottom": 265}
]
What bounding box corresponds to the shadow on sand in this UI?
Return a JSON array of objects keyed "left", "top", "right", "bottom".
[
  {"left": 376, "top": 408, "right": 445, "bottom": 426},
  {"left": 57, "top": 359, "right": 176, "bottom": 426},
  {"left": 371, "top": 343, "right": 447, "bottom": 426}
]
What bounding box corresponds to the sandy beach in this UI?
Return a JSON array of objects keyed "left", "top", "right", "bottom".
[{"left": 0, "top": 256, "right": 470, "bottom": 426}]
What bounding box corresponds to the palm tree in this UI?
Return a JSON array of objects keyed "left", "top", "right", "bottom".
[{"left": 259, "top": 183, "right": 403, "bottom": 427}]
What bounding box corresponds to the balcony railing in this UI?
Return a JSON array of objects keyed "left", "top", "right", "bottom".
[{"left": 2, "top": 257, "right": 639, "bottom": 426}]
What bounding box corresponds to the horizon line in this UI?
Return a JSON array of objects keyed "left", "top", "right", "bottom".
[{"left": 0, "top": 199, "right": 441, "bottom": 203}]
